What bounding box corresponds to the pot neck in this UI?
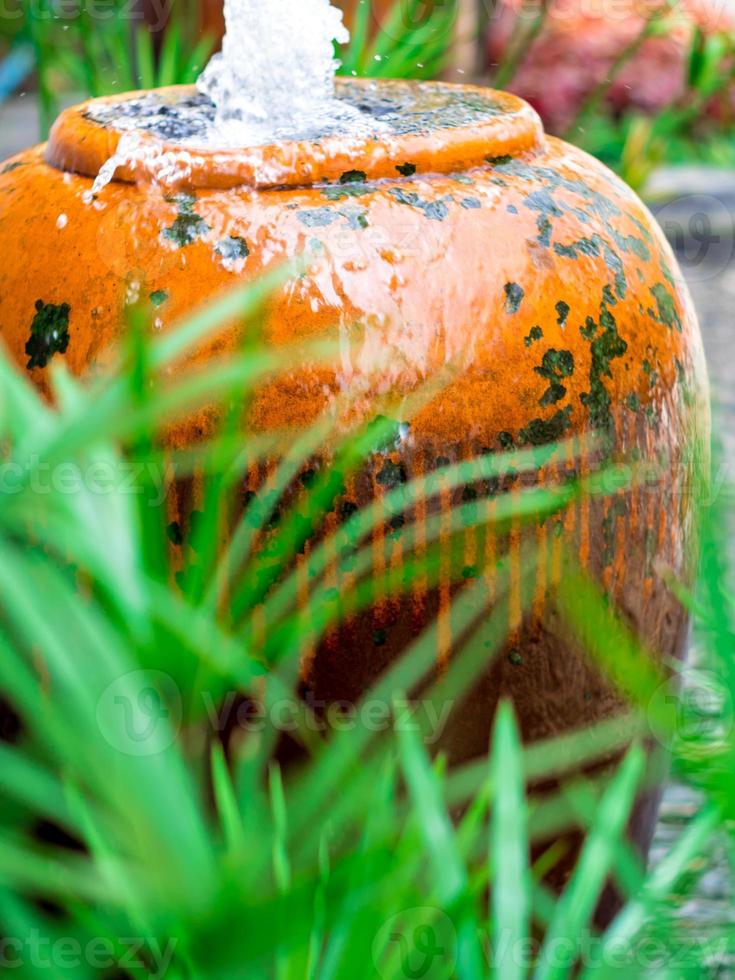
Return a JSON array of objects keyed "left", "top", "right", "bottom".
[{"left": 45, "top": 79, "right": 545, "bottom": 192}]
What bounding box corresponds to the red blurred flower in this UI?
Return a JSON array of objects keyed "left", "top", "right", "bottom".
[{"left": 487, "top": 0, "right": 734, "bottom": 132}]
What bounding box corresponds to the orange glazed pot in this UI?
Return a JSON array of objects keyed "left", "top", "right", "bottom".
[{"left": 0, "top": 80, "right": 708, "bottom": 901}]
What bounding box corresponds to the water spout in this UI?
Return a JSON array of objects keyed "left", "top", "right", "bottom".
[{"left": 197, "top": 0, "right": 368, "bottom": 145}]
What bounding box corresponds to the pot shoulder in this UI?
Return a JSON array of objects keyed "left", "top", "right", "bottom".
[{"left": 0, "top": 136, "right": 708, "bottom": 451}]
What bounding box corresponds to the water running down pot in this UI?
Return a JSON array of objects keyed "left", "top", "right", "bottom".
[{"left": 0, "top": 73, "right": 709, "bottom": 919}]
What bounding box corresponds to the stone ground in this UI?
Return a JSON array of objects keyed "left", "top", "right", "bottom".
[
  {"left": 646, "top": 189, "right": 735, "bottom": 975},
  {"left": 0, "top": 98, "right": 45, "bottom": 158},
  {"left": 2, "top": 101, "right": 735, "bottom": 969}
]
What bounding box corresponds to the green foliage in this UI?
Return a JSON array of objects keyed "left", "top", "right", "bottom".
[
  {"left": 489, "top": 0, "right": 735, "bottom": 190},
  {"left": 0, "top": 1, "right": 23, "bottom": 44},
  {"left": 0, "top": 263, "right": 729, "bottom": 977},
  {"left": 339, "top": 0, "right": 457, "bottom": 80},
  {"left": 19, "top": 0, "right": 215, "bottom": 134},
  {"left": 12, "top": 0, "right": 460, "bottom": 137}
]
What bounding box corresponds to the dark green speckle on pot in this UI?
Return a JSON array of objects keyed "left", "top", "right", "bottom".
[{"left": 25, "top": 300, "right": 71, "bottom": 370}]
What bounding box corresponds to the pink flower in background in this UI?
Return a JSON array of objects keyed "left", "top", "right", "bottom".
[{"left": 487, "top": 0, "right": 734, "bottom": 132}]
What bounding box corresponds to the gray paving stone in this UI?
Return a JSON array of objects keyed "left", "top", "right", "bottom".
[{"left": 0, "top": 97, "right": 44, "bottom": 159}]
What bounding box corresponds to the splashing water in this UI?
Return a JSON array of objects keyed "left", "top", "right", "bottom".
[
  {"left": 197, "top": 0, "right": 370, "bottom": 145},
  {"left": 88, "top": 0, "right": 384, "bottom": 192}
]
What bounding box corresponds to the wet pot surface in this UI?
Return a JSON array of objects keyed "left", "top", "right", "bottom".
[{"left": 0, "top": 79, "right": 709, "bottom": 914}]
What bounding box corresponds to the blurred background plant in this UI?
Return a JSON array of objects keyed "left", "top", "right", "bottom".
[
  {"left": 3, "top": 0, "right": 735, "bottom": 189},
  {"left": 488, "top": 0, "right": 735, "bottom": 189},
  {"left": 1, "top": 0, "right": 217, "bottom": 135},
  {"left": 0, "top": 0, "right": 462, "bottom": 139}
]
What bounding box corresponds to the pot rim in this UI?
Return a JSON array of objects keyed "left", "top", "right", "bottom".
[{"left": 44, "top": 79, "right": 544, "bottom": 191}]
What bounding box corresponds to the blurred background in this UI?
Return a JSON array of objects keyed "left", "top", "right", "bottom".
[{"left": 3, "top": 0, "right": 735, "bottom": 186}]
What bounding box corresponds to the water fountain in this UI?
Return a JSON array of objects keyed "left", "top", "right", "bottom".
[
  {"left": 0, "top": 0, "right": 709, "bottom": 919},
  {"left": 198, "top": 0, "right": 368, "bottom": 143}
]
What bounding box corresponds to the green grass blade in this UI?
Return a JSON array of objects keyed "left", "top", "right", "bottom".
[
  {"left": 211, "top": 743, "right": 246, "bottom": 853},
  {"left": 397, "top": 707, "right": 464, "bottom": 901},
  {"left": 397, "top": 709, "right": 485, "bottom": 979},
  {"left": 339, "top": 0, "right": 371, "bottom": 75},
  {"left": 151, "top": 263, "right": 302, "bottom": 370},
  {"left": 490, "top": 702, "right": 530, "bottom": 980},
  {"left": 535, "top": 746, "right": 646, "bottom": 979},
  {"left": 157, "top": 21, "right": 181, "bottom": 88},
  {"left": 583, "top": 804, "right": 721, "bottom": 978},
  {"left": 134, "top": 26, "right": 156, "bottom": 90}
]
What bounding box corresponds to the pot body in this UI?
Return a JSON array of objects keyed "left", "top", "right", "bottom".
[{"left": 0, "top": 81, "right": 709, "bottom": 896}]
